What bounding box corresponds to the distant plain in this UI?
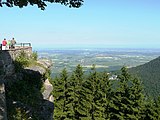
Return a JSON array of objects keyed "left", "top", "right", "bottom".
[{"left": 37, "top": 48, "right": 160, "bottom": 77}]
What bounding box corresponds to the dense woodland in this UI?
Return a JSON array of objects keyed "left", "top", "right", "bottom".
[
  {"left": 7, "top": 52, "right": 160, "bottom": 119},
  {"left": 129, "top": 56, "right": 160, "bottom": 99},
  {"left": 52, "top": 64, "right": 160, "bottom": 120}
]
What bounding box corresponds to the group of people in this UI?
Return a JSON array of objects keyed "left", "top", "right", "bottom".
[{"left": 2, "top": 38, "right": 16, "bottom": 50}]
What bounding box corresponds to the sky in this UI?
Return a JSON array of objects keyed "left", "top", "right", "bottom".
[{"left": 0, "top": 0, "right": 160, "bottom": 49}]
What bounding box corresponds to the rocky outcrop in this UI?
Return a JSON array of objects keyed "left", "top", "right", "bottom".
[
  {"left": 25, "top": 59, "right": 52, "bottom": 75},
  {"left": 37, "top": 59, "right": 52, "bottom": 69},
  {"left": 42, "top": 79, "right": 53, "bottom": 100},
  {"left": 39, "top": 78, "right": 54, "bottom": 120},
  {"left": 25, "top": 66, "right": 46, "bottom": 75},
  {"left": 0, "top": 82, "right": 7, "bottom": 120},
  {"left": 25, "top": 60, "right": 54, "bottom": 120},
  {"left": 0, "top": 47, "right": 32, "bottom": 77},
  {"left": 0, "top": 48, "right": 33, "bottom": 120},
  {"left": 0, "top": 48, "right": 54, "bottom": 120}
]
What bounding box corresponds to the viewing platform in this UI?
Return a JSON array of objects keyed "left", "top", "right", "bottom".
[
  {"left": 0, "top": 43, "right": 32, "bottom": 51},
  {"left": 0, "top": 43, "right": 32, "bottom": 62}
]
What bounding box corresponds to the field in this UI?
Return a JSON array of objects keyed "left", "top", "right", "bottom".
[{"left": 37, "top": 48, "right": 160, "bottom": 77}]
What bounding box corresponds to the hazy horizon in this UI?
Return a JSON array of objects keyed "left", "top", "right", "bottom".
[
  {"left": 1, "top": 1, "right": 160, "bottom": 49},
  {"left": 34, "top": 45, "right": 160, "bottom": 51},
  {"left": 33, "top": 44, "right": 160, "bottom": 49}
]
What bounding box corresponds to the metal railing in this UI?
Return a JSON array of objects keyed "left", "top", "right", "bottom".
[
  {"left": 15, "top": 43, "right": 31, "bottom": 47},
  {"left": 0, "top": 43, "right": 31, "bottom": 50}
]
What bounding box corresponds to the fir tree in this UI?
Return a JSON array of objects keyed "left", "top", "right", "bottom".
[
  {"left": 99, "top": 71, "right": 112, "bottom": 119},
  {"left": 72, "top": 64, "right": 88, "bottom": 119},
  {"left": 109, "top": 67, "right": 131, "bottom": 119},
  {"left": 83, "top": 65, "right": 105, "bottom": 120},
  {"left": 53, "top": 68, "right": 69, "bottom": 120},
  {"left": 157, "top": 96, "right": 160, "bottom": 119},
  {"left": 65, "top": 64, "right": 87, "bottom": 119},
  {"left": 109, "top": 67, "right": 145, "bottom": 120},
  {"left": 144, "top": 98, "right": 159, "bottom": 120},
  {"left": 128, "top": 77, "right": 145, "bottom": 119},
  {"left": 52, "top": 65, "right": 155, "bottom": 120}
]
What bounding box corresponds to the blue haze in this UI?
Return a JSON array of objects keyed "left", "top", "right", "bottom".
[{"left": 0, "top": 0, "right": 160, "bottom": 49}]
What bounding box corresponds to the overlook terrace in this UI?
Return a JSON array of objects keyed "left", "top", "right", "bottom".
[{"left": 0, "top": 43, "right": 32, "bottom": 51}]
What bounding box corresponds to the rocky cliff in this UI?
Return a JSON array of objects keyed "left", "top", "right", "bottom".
[{"left": 0, "top": 48, "right": 54, "bottom": 120}]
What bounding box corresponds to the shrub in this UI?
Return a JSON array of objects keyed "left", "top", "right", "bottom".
[
  {"left": 14, "top": 51, "right": 30, "bottom": 72},
  {"left": 32, "top": 51, "right": 38, "bottom": 61}
]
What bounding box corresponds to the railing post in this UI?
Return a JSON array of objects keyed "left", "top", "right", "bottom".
[{"left": 14, "top": 43, "right": 31, "bottom": 49}]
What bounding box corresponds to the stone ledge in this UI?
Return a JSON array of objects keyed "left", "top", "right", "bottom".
[{"left": 37, "top": 59, "right": 52, "bottom": 69}]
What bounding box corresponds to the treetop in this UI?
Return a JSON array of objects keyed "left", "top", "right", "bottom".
[{"left": 0, "top": 0, "right": 84, "bottom": 10}]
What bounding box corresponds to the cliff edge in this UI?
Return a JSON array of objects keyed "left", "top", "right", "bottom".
[{"left": 0, "top": 48, "right": 54, "bottom": 120}]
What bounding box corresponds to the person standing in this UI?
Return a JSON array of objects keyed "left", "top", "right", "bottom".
[
  {"left": 2, "top": 38, "right": 7, "bottom": 50},
  {"left": 8, "top": 40, "right": 11, "bottom": 49},
  {"left": 11, "top": 38, "right": 16, "bottom": 49}
]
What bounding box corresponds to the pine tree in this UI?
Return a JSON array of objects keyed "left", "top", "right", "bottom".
[
  {"left": 53, "top": 68, "right": 69, "bottom": 120},
  {"left": 99, "top": 71, "right": 112, "bottom": 119},
  {"left": 144, "top": 98, "right": 159, "bottom": 120},
  {"left": 72, "top": 64, "right": 88, "bottom": 119},
  {"left": 109, "top": 67, "right": 130, "bottom": 119},
  {"left": 53, "top": 65, "right": 151, "bottom": 120},
  {"left": 82, "top": 65, "right": 105, "bottom": 120},
  {"left": 128, "top": 77, "right": 145, "bottom": 119},
  {"left": 157, "top": 96, "right": 160, "bottom": 119},
  {"left": 109, "top": 67, "right": 145, "bottom": 120},
  {"left": 64, "top": 64, "right": 87, "bottom": 119}
]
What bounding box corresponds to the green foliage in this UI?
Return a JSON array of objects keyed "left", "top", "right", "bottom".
[
  {"left": 53, "top": 65, "right": 110, "bottom": 120},
  {"left": 11, "top": 108, "right": 29, "bottom": 120},
  {"left": 144, "top": 99, "right": 159, "bottom": 120},
  {"left": 53, "top": 68, "right": 69, "bottom": 120},
  {"left": 84, "top": 65, "right": 104, "bottom": 119},
  {"left": 109, "top": 67, "right": 145, "bottom": 120},
  {"left": 6, "top": 51, "right": 53, "bottom": 120},
  {"left": 44, "top": 68, "right": 52, "bottom": 80},
  {"left": 6, "top": 71, "right": 43, "bottom": 120},
  {"left": 32, "top": 51, "right": 38, "bottom": 61},
  {"left": 14, "top": 51, "right": 30, "bottom": 72},
  {"left": 129, "top": 56, "right": 160, "bottom": 99},
  {"left": 156, "top": 97, "right": 160, "bottom": 119},
  {"left": 67, "top": 64, "right": 87, "bottom": 119},
  {"left": 99, "top": 71, "right": 112, "bottom": 119},
  {"left": 53, "top": 65, "right": 160, "bottom": 120},
  {"left": 0, "top": 0, "right": 83, "bottom": 10},
  {"left": 14, "top": 51, "right": 38, "bottom": 72}
]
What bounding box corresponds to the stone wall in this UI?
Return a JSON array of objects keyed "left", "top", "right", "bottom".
[
  {"left": 0, "top": 47, "right": 32, "bottom": 77},
  {"left": 0, "top": 47, "right": 32, "bottom": 120}
]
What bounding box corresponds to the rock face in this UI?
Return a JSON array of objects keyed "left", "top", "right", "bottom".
[
  {"left": 40, "top": 78, "right": 54, "bottom": 120},
  {"left": 25, "top": 66, "right": 46, "bottom": 75},
  {"left": 0, "top": 48, "right": 54, "bottom": 120},
  {"left": 42, "top": 79, "right": 53, "bottom": 100},
  {"left": 0, "top": 83, "right": 7, "bottom": 120},
  {"left": 0, "top": 49, "right": 26, "bottom": 120},
  {"left": 0, "top": 47, "right": 32, "bottom": 77},
  {"left": 26, "top": 60, "right": 54, "bottom": 120},
  {"left": 37, "top": 59, "right": 52, "bottom": 69}
]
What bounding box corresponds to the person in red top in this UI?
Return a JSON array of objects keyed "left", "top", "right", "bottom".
[{"left": 2, "top": 38, "right": 7, "bottom": 50}]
